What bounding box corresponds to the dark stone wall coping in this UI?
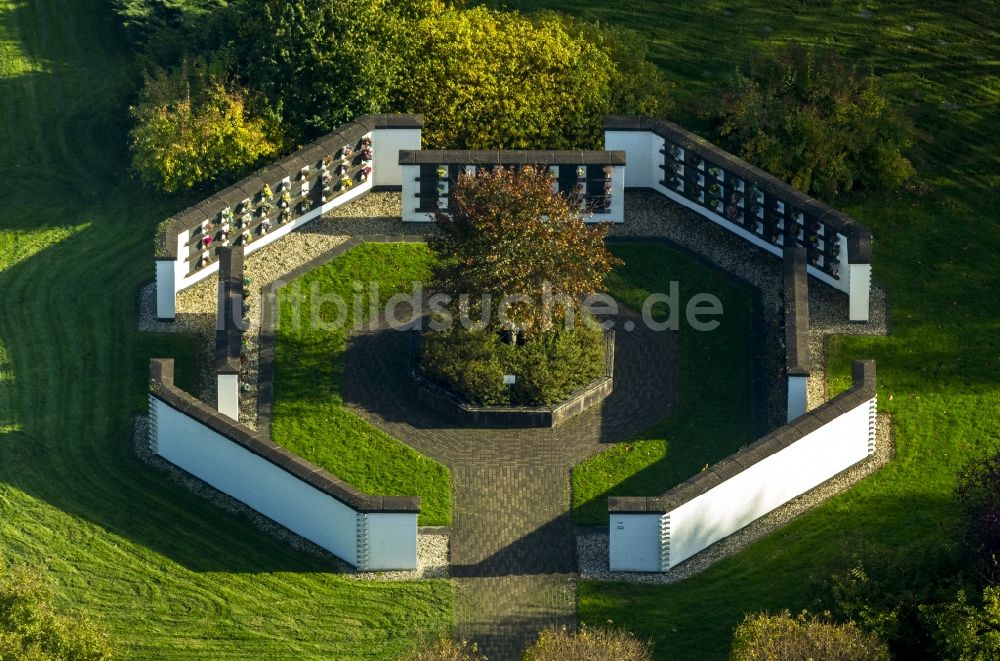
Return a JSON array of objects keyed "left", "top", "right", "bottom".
[
  {"left": 156, "top": 114, "right": 424, "bottom": 259},
  {"left": 783, "top": 247, "right": 810, "bottom": 377},
  {"left": 149, "top": 358, "right": 420, "bottom": 514},
  {"left": 603, "top": 115, "right": 872, "bottom": 264},
  {"left": 609, "top": 359, "right": 876, "bottom": 514},
  {"left": 398, "top": 150, "right": 626, "bottom": 166},
  {"left": 214, "top": 247, "right": 244, "bottom": 375}
]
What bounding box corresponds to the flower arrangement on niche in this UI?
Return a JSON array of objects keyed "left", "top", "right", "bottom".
[
  {"left": 337, "top": 163, "right": 348, "bottom": 175},
  {"left": 828, "top": 242, "right": 841, "bottom": 258},
  {"left": 279, "top": 191, "right": 291, "bottom": 208},
  {"left": 279, "top": 209, "right": 291, "bottom": 224},
  {"left": 708, "top": 183, "right": 721, "bottom": 195},
  {"left": 240, "top": 230, "right": 251, "bottom": 245},
  {"left": 576, "top": 166, "right": 586, "bottom": 179},
  {"left": 361, "top": 146, "right": 373, "bottom": 163},
  {"left": 260, "top": 184, "right": 272, "bottom": 200},
  {"left": 341, "top": 145, "right": 353, "bottom": 161},
  {"left": 708, "top": 166, "right": 722, "bottom": 179},
  {"left": 221, "top": 207, "right": 234, "bottom": 222},
  {"left": 260, "top": 219, "right": 271, "bottom": 233},
  {"left": 299, "top": 166, "right": 309, "bottom": 180},
  {"left": 603, "top": 165, "right": 613, "bottom": 179},
  {"left": 436, "top": 166, "right": 447, "bottom": 178},
  {"left": 201, "top": 235, "right": 213, "bottom": 249},
  {"left": 340, "top": 176, "right": 353, "bottom": 190},
  {"left": 358, "top": 165, "right": 372, "bottom": 183},
  {"left": 726, "top": 205, "right": 742, "bottom": 222},
  {"left": 321, "top": 185, "right": 332, "bottom": 202},
  {"left": 258, "top": 200, "right": 273, "bottom": 216}
]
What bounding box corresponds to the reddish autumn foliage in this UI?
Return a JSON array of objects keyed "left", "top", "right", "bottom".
[{"left": 430, "top": 165, "right": 620, "bottom": 337}]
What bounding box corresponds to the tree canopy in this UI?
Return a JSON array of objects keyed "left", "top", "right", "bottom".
[{"left": 429, "top": 166, "right": 619, "bottom": 336}]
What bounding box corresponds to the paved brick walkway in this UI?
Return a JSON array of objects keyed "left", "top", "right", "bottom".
[{"left": 342, "top": 313, "right": 677, "bottom": 659}]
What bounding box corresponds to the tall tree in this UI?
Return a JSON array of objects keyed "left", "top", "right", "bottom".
[{"left": 430, "top": 166, "right": 619, "bottom": 337}]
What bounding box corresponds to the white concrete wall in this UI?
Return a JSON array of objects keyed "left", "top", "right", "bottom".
[
  {"left": 606, "top": 130, "right": 855, "bottom": 296},
  {"left": 217, "top": 373, "right": 239, "bottom": 420},
  {"left": 787, "top": 375, "right": 808, "bottom": 423},
  {"left": 609, "top": 513, "right": 664, "bottom": 572},
  {"left": 610, "top": 395, "right": 875, "bottom": 572},
  {"left": 605, "top": 130, "right": 661, "bottom": 189},
  {"left": 374, "top": 128, "right": 421, "bottom": 187},
  {"left": 155, "top": 260, "right": 177, "bottom": 319},
  {"left": 401, "top": 164, "right": 428, "bottom": 223},
  {"left": 364, "top": 513, "right": 419, "bottom": 570},
  {"left": 157, "top": 126, "right": 422, "bottom": 319},
  {"left": 849, "top": 263, "right": 872, "bottom": 322},
  {"left": 665, "top": 397, "right": 874, "bottom": 568},
  {"left": 402, "top": 163, "right": 626, "bottom": 223},
  {"left": 150, "top": 396, "right": 418, "bottom": 569}
]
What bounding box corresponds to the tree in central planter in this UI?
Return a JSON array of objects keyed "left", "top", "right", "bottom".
[{"left": 421, "top": 165, "right": 620, "bottom": 407}]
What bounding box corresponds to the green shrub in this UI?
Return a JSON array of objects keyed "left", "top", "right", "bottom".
[
  {"left": 955, "top": 448, "right": 1000, "bottom": 580},
  {"left": 233, "top": 0, "right": 405, "bottom": 138},
  {"left": 920, "top": 586, "right": 1000, "bottom": 661},
  {"left": 522, "top": 625, "right": 653, "bottom": 660},
  {"left": 715, "top": 43, "right": 915, "bottom": 196},
  {"left": 730, "top": 610, "right": 889, "bottom": 661},
  {"left": 420, "top": 324, "right": 605, "bottom": 407},
  {"left": 403, "top": 636, "right": 486, "bottom": 661},
  {"left": 129, "top": 59, "right": 278, "bottom": 191},
  {"left": 0, "top": 562, "right": 115, "bottom": 660}
]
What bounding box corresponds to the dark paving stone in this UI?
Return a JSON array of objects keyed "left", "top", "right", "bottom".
[{"left": 341, "top": 313, "right": 678, "bottom": 660}]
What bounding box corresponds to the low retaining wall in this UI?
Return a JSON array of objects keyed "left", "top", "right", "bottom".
[
  {"left": 604, "top": 116, "right": 872, "bottom": 321},
  {"left": 784, "top": 247, "right": 810, "bottom": 422},
  {"left": 155, "top": 114, "right": 424, "bottom": 320},
  {"left": 399, "top": 150, "right": 626, "bottom": 223},
  {"left": 609, "top": 360, "right": 876, "bottom": 572},
  {"left": 148, "top": 358, "right": 419, "bottom": 570},
  {"left": 214, "top": 247, "right": 244, "bottom": 420},
  {"left": 409, "top": 330, "right": 615, "bottom": 428}
]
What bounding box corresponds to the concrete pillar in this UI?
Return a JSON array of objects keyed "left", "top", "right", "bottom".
[
  {"left": 216, "top": 373, "right": 239, "bottom": 420},
  {"left": 787, "top": 375, "right": 808, "bottom": 422},
  {"left": 155, "top": 259, "right": 177, "bottom": 320}
]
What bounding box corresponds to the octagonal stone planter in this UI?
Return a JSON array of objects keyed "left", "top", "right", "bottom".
[{"left": 409, "top": 330, "right": 615, "bottom": 429}]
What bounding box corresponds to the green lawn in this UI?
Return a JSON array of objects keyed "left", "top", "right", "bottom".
[
  {"left": 272, "top": 242, "right": 452, "bottom": 526},
  {"left": 0, "top": 0, "right": 452, "bottom": 658},
  {"left": 486, "top": 0, "right": 1000, "bottom": 658},
  {"left": 572, "top": 243, "right": 755, "bottom": 525}
]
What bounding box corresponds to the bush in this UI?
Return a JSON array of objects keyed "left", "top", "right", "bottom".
[
  {"left": 715, "top": 43, "right": 915, "bottom": 197},
  {"left": 956, "top": 448, "right": 1000, "bottom": 578},
  {"left": 129, "top": 60, "right": 278, "bottom": 192},
  {"left": 233, "top": 0, "right": 405, "bottom": 138},
  {"left": 403, "top": 636, "right": 486, "bottom": 661},
  {"left": 730, "top": 610, "right": 888, "bottom": 661},
  {"left": 397, "top": 7, "right": 616, "bottom": 149},
  {"left": 420, "top": 324, "right": 606, "bottom": 407},
  {"left": 920, "top": 586, "right": 1000, "bottom": 660},
  {"left": 112, "top": 0, "right": 229, "bottom": 64},
  {"left": 0, "top": 562, "right": 115, "bottom": 660},
  {"left": 522, "top": 625, "right": 652, "bottom": 661},
  {"left": 554, "top": 14, "right": 673, "bottom": 119}
]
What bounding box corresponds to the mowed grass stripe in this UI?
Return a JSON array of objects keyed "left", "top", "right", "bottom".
[{"left": 0, "top": 0, "right": 454, "bottom": 657}]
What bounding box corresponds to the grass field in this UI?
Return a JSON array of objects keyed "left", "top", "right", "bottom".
[
  {"left": 272, "top": 243, "right": 452, "bottom": 526},
  {"left": 572, "top": 244, "right": 754, "bottom": 525},
  {"left": 0, "top": 0, "right": 452, "bottom": 657},
  {"left": 2, "top": 0, "right": 999, "bottom": 657},
  {"left": 486, "top": 0, "right": 1000, "bottom": 658}
]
